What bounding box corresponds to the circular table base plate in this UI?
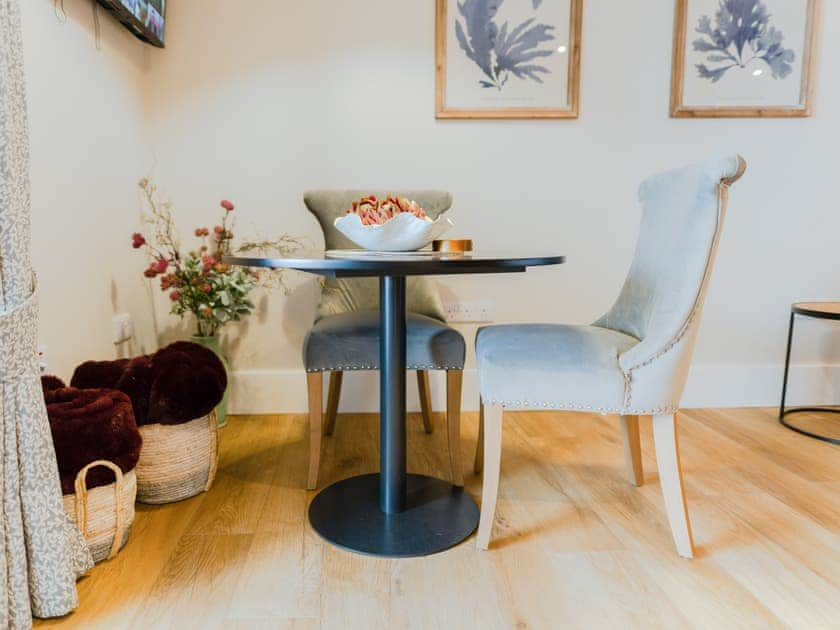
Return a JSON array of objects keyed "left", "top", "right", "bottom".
[{"left": 308, "top": 473, "right": 479, "bottom": 557}]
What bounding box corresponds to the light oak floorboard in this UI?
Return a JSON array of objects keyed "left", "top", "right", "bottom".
[{"left": 38, "top": 408, "right": 840, "bottom": 629}]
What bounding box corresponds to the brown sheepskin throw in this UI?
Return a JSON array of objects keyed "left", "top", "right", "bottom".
[
  {"left": 44, "top": 385, "right": 142, "bottom": 495},
  {"left": 70, "top": 341, "right": 226, "bottom": 427}
]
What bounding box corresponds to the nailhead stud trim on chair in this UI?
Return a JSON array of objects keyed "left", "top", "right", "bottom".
[{"left": 486, "top": 399, "right": 678, "bottom": 415}]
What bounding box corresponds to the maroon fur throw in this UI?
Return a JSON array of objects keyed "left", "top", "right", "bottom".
[
  {"left": 70, "top": 341, "right": 226, "bottom": 427},
  {"left": 43, "top": 385, "right": 142, "bottom": 495},
  {"left": 41, "top": 374, "right": 67, "bottom": 394}
]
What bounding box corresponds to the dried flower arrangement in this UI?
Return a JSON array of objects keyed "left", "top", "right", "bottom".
[{"left": 132, "top": 178, "right": 301, "bottom": 337}]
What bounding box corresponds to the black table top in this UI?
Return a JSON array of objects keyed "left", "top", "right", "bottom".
[{"left": 224, "top": 252, "right": 565, "bottom": 278}]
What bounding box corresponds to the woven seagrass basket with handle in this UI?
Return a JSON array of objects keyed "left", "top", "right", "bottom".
[{"left": 62, "top": 460, "right": 136, "bottom": 564}]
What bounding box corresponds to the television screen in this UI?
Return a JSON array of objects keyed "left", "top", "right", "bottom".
[{"left": 97, "top": 0, "right": 166, "bottom": 48}]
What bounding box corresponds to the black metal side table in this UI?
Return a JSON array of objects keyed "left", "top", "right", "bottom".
[{"left": 779, "top": 302, "right": 840, "bottom": 445}]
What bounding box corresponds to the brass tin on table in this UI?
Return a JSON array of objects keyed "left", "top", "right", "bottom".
[{"left": 432, "top": 239, "right": 473, "bottom": 253}]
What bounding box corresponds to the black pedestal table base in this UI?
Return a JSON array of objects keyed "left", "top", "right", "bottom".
[
  {"left": 308, "top": 274, "right": 478, "bottom": 557},
  {"left": 308, "top": 473, "right": 479, "bottom": 557}
]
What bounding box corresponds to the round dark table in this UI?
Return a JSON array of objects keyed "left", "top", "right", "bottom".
[{"left": 225, "top": 252, "right": 565, "bottom": 556}]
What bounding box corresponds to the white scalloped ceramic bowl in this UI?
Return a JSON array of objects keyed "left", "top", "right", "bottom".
[{"left": 333, "top": 212, "right": 454, "bottom": 252}]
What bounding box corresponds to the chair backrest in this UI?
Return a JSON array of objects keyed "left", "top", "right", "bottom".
[
  {"left": 594, "top": 154, "right": 746, "bottom": 410},
  {"left": 303, "top": 190, "right": 453, "bottom": 320}
]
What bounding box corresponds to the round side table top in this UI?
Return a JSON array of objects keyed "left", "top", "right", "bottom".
[{"left": 792, "top": 302, "right": 840, "bottom": 320}]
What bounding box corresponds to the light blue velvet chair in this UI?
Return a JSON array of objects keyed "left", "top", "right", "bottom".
[
  {"left": 473, "top": 155, "right": 746, "bottom": 557},
  {"left": 302, "top": 191, "right": 466, "bottom": 490}
]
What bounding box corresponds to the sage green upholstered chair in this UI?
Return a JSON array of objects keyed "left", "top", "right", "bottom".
[
  {"left": 302, "top": 190, "right": 466, "bottom": 490},
  {"left": 473, "top": 155, "right": 747, "bottom": 557}
]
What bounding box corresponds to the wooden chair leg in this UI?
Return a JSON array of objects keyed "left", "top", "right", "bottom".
[
  {"left": 474, "top": 401, "right": 484, "bottom": 474},
  {"left": 620, "top": 415, "right": 644, "bottom": 486},
  {"left": 652, "top": 413, "right": 695, "bottom": 559},
  {"left": 417, "top": 370, "right": 434, "bottom": 434},
  {"left": 306, "top": 373, "right": 323, "bottom": 491},
  {"left": 445, "top": 370, "right": 464, "bottom": 486},
  {"left": 324, "top": 371, "right": 343, "bottom": 436},
  {"left": 476, "top": 402, "right": 503, "bottom": 550}
]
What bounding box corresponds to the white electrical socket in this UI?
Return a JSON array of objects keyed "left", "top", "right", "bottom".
[
  {"left": 443, "top": 300, "right": 494, "bottom": 323},
  {"left": 112, "top": 313, "right": 134, "bottom": 344}
]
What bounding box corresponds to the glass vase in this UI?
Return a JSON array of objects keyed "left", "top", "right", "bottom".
[{"left": 190, "top": 334, "right": 229, "bottom": 429}]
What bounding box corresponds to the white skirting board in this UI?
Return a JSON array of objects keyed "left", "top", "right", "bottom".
[{"left": 228, "top": 363, "right": 840, "bottom": 414}]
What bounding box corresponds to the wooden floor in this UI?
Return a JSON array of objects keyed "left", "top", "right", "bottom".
[{"left": 36, "top": 408, "right": 840, "bottom": 629}]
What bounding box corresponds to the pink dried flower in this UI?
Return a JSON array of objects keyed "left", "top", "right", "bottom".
[
  {"left": 152, "top": 258, "right": 169, "bottom": 274},
  {"left": 131, "top": 233, "right": 146, "bottom": 249},
  {"left": 220, "top": 200, "right": 235, "bottom": 212},
  {"left": 202, "top": 255, "right": 217, "bottom": 272}
]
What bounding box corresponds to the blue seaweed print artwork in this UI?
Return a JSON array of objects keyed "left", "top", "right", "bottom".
[
  {"left": 693, "top": 0, "right": 796, "bottom": 83},
  {"left": 455, "top": 0, "right": 556, "bottom": 90}
]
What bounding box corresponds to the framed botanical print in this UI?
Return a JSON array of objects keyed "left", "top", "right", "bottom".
[
  {"left": 671, "top": 0, "right": 821, "bottom": 118},
  {"left": 435, "top": 0, "right": 583, "bottom": 119}
]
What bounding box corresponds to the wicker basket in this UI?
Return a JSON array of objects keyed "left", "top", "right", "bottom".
[
  {"left": 135, "top": 411, "right": 219, "bottom": 504},
  {"left": 63, "top": 460, "right": 136, "bottom": 564}
]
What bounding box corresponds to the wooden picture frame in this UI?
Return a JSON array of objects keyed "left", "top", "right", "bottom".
[
  {"left": 671, "top": 0, "right": 821, "bottom": 118},
  {"left": 435, "top": 0, "right": 583, "bottom": 119}
]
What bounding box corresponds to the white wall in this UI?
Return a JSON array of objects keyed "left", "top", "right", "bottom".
[
  {"left": 22, "top": 0, "right": 155, "bottom": 381},
  {"left": 23, "top": 0, "right": 840, "bottom": 412}
]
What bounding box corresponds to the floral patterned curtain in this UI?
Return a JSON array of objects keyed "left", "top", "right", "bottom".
[{"left": 0, "top": 0, "right": 92, "bottom": 627}]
